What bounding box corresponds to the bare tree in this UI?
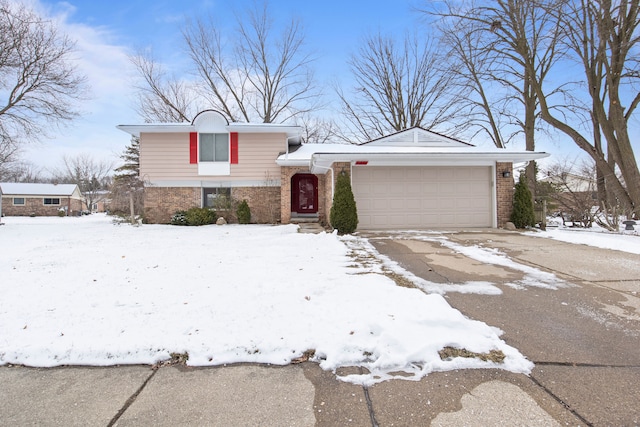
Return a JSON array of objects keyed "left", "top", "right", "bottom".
[
  {"left": 130, "top": 51, "right": 197, "bottom": 123},
  {"left": 437, "top": 18, "right": 510, "bottom": 148},
  {"left": 52, "top": 154, "right": 114, "bottom": 213},
  {"left": 131, "top": 1, "right": 319, "bottom": 124},
  {"left": 294, "top": 112, "right": 338, "bottom": 144},
  {"left": 540, "top": 0, "right": 640, "bottom": 216},
  {"left": 336, "top": 32, "right": 459, "bottom": 142},
  {"left": 110, "top": 137, "right": 144, "bottom": 221},
  {"left": 0, "top": 1, "right": 87, "bottom": 161},
  {"left": 0, "top": 160, "right": 45, "bottom": 182},
  {"left": 429, "top": 0, "right": 564, "bottom": 195}
]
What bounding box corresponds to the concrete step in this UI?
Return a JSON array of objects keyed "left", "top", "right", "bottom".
[{"left": 296, "top": 222, "right": 327, "bottom": 234}]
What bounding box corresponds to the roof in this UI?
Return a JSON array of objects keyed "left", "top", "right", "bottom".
[
  {"left": 117, "top": 110, "right": 302, "bottom": 141},
  {"left": 276, "top": 143, "right": 550, "bottom": 173},
  {"left": 363, "top": 127, "right": 474, "bottom": 147},
  {"left": 0, "top": 183, "right": 80, "bottom": 197}
]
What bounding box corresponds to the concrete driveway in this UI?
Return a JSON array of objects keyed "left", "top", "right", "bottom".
[{"left": 368, "top": 230, "right": 640, "bottom": 426}]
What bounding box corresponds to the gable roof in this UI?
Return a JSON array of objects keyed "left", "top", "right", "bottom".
[
  {"left": 363, "top": 127, "right": 474, "bottom": 147},
  {"left": 0, "top": 183, "right": 81, "bottom": 197}
]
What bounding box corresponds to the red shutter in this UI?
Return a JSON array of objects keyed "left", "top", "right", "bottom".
[
  {"left": 189, "top": 132, "right": 198, "bottom": 164},
  {"left": 230, "top": 132, "right": 239, "bottom": 164}
]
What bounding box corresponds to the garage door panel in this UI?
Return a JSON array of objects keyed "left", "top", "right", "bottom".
[{"left": 353, "top": 166, "right": 492, "bottom": 229}]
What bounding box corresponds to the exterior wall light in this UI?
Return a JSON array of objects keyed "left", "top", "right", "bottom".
[{"left": 502, "top": 171, "right": 511, "bottom": 178}]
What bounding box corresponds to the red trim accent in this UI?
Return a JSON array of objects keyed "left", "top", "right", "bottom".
[
  {"left": 189, "top": 132, "right": 198, "bottom": 164},
  {"left": 230, "top": 132, "right": 238, "bottom": 164},
  {"left": 355, "top": 160, "right": 368, "bottom": 165}
]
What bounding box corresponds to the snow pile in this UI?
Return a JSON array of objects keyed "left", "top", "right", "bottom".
[
  {"left": 0, "top": 215, "right": 531, "bottom": 385},
  {"left": 526, "top": 228, "right": 640, "bottom": 255}
]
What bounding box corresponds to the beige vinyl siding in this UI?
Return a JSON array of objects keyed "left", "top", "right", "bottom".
[
  {"left": 139, "top": 132, "right": 286, "bottom": 182},
  {"left": 230, "top": 133, "right": 284, "bottom": 181},
  {"left": 140, "top": 133, "right": 196, "bottom": 180}
]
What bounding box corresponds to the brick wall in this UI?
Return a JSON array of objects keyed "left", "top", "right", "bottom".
[
  {"left": 144, "top": 187, "right": 201, "bottom": 224},
  {"left": 1, "top": 197, "right": 82, "bottom": 216},
  {"left": 231, "top": 186, "right": 281, "bottom": 224},
  {"left": 496, "top": 162, "right": 514, "bottom": 227},
  {"left": 143, "top": 186, "right": 281, "bottom": 224}
]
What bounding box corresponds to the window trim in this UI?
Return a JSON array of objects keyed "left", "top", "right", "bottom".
[{"left": 202, "top": 187, "right": 232, "bottom": 210}]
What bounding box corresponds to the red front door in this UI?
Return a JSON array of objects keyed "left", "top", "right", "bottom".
[{"left": 292, "top": 174, "right": 318, "bottom": 214}]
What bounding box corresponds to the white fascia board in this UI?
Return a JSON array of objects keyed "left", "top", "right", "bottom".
[
  {"left": 275, "top": 158, "right": 312, "bottom": 167},
  {"left": 308, "top": 151, "right": 549, "bottom": 173},
  {"left": 228, "top": 123, "right": 302, "bottom": 136},
  {"left": 117, "top": 124, "right": 194, "bottom": 137},
  {"left": 118, "top": 123, "right": 302, "bottom": 139}
]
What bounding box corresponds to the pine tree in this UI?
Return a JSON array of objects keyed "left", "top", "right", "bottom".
[
  {"left": 236, "top": 199, "right": 251, "bottom": 224},
  {"left": 110, "top": 137, "right": 144, "bottom": 217},
  {"left": 510, "top": 173, "right": 535, "bottom": 228},
  {"left": 330, "top": 172, "right": 358, "bottom": 234}
]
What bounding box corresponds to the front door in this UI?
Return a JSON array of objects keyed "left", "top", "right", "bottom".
[{"left": 292, "top": 174, "right": 318, "bottom": 214}]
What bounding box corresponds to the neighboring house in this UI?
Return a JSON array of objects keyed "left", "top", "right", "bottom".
[
  {"left": 0, "top": 183, "right": 84, "bottom": 217},
  {"left": 117, "top": 110, "right": 548, "bottom": 229}
]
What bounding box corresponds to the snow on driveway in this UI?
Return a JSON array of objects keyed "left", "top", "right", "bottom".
[{"left": 0, "top": 215, "right": 531, "bottom": 385}]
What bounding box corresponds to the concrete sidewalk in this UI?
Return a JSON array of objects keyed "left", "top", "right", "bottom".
[{"left": 0, "top": 362, "right": 582, "bottom": 426}]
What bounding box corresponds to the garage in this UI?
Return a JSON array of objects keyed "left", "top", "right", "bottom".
[{"left": 352, "top": 166, "right": 493, "bottom": 229}]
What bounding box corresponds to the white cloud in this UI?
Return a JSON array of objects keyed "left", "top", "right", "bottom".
[{"left": 19, "top": 0, "right": 137, "bottom": 172}]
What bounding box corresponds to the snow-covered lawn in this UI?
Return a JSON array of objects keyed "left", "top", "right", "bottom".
[
  {"left": 0, "top": 214, "right": 531, "bottom": 385},
  {"left": 525, "top": 226, "right": 640, "bottom": 255}
]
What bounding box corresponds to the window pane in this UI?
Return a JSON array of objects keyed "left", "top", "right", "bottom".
[
  {"left": 215, "top": 134, "right": 229, "bottom": 162},
  {"left": 13, "top": 198, "right": 25, "bottom": 205},
  {"left": 199, "top": 133, "right": 214, "bottom": 162},
  {"left": 202, "top": 187, "right": 231, "bottom": 209}
]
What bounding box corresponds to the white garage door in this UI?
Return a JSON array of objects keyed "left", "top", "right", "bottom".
[{"left": 352, "top": 166, "right": 493, "bottom": 229}]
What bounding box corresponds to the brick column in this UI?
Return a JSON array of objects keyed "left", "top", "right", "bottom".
[{"left": 496, "top": 162, "right": 514, "bottom": 227}]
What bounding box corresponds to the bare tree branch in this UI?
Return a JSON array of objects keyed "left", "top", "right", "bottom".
[
  {"left": 336, "top": 32, "right": 460, "bottom": 142},
  {"left": 0, "top": 0, "right": 87, "bottom": 168}
]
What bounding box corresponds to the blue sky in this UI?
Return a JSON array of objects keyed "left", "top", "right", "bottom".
[
  {"left": 19, "top": 0, "right": 634, "bottom": 173},
  {"left": 22, "top": 0, "right": 427, "bottom": 171}
]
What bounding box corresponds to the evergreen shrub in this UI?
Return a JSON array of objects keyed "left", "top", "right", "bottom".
[
  {"left": 171, "top": 207, "right": 217, "bottom": 226},
  {"left": 510, "top": 174, "right": 536, "bottom": 228},
  {"left": 236, "top": 199, "right": 251, "bottom": 224},
  {"left": 330, "top": 172, "right": 358, "bottom": 234}
]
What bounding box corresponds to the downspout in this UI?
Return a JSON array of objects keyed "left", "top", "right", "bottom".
[
  {"left": 310, "top": 154, "right": 335, "bottom": 200},
  {"left": 285, "top": 135, "right": 300, "bottom": 161}
]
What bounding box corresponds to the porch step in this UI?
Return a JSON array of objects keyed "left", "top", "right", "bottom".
[
  {"left": 294, "top": 221, "right": 327, "bottom": 234},
  {"left": 290, "top": 217, "right": 320, "bottom": 224}
]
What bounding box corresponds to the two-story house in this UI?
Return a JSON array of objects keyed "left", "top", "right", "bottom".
[{"left": 117, "top": 110, "right": 548, "bottom": 229}]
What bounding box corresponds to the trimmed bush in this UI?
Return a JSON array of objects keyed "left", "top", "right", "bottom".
[
  {"left": 236, "top": 199, "right": 251, "bottom": 224},
  {"left": 510, "top": 174, "right": 535, "bottom": 228},
  {"left": 330, "top": 172, "right": 358, "bottom": 234},
  {"left": 171, "top": 207, "right": 217, "bottom": 226},
  {"left": 170, "top": 211, "right": 187, "bottom": 225}
]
